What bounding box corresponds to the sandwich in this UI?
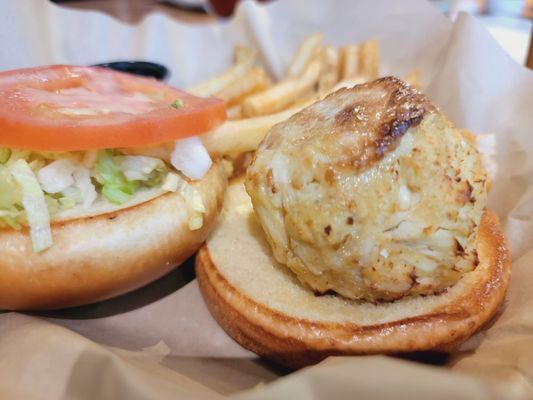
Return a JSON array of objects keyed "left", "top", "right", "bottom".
[
  {"left": 0, "top": 65, "right": 228, "bottom": 310},
  {"left": 196, "top": 77, "right": 510, "bottom": 368}
]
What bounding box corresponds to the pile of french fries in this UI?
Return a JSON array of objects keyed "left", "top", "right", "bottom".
[{"left": 193, "top": 33, "right": 421, "bottom": 159}]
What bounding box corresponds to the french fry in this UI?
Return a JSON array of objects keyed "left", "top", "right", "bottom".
[
  {"left": 215, "top": 67, "right": 270, "bottom": 106},
  {"left": 202, "top": 102, "right": 313, "bottom": 156},
  {"left": 331, "top": 76, "right": 368, "bottom": 92},
  {"left": 291, "top": 92, "right": 320, "bottom": 108},
  {"left": 188, "top": 47, "right": 257, "bottom": 97},
  {"left": 339, "top": 44, "right": 360, "bottom": 80},
  {"left": 318, "top": 74, "right": 338, "bottom": 96},
  {"left": 359, "top": 39, "right": 380, "bottom": 80},
  {"left": 192, "top": 33, "right": 405, "bottom": 159},
  {"left": 285, "top": 32, "right": 323, "bottom": 78},
  {"left": 241, "top": 80, "right": 299, "bottom": 117},
  {"left": 243, "top": 60, "right": 321, "bottom": 117},
  {"left": 318, "top": 46, "right": 340, "bottom": 95},
  {"left": 404, "top": 69, "right": 422, "bottom": 89},
  {"left": 226, "top": 104, "right": 243, "bottom": 120},
  {"left": 295, "top": 56, "right": 321, "bottom": 103}
]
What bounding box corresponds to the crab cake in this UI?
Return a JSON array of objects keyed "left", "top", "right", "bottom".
[{"left": 246, "top": 77, "right": 487, "bottom": 301}]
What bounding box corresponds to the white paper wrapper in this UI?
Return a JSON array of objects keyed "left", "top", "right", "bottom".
[{"left": 1, "top": 0, "right": 533, "bottom": 398}]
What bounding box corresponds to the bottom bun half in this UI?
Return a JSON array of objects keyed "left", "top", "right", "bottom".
[
  {"left": 0, "top": 161, "right": 227, "bottom": 310},
  {"left": 196, "top": 180, "right": 511, "bottom": 369}
]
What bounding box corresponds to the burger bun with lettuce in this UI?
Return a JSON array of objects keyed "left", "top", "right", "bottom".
[{"left": 0, "top": 65, "right": 227, "bottom": 310}]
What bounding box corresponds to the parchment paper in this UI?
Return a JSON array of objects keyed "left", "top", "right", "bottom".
[{"left": 1, "top": 0, "right": 533, "bottom": 398}]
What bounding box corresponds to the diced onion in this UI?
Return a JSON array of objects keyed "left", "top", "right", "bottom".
[
  {"left": 161, "top": 171, "right": 206, "bottom": 230},
  {"left": 37, "top": 159, "right": 76, "bottom": 194},
  {"left": 182, "top": 183, "right": 206, "bottom": 214},
  {"left": 162, "top": 172, "right": 180, "bottom": 192},
  {"left": 170, "top": 137, "right": 212, "bottom": 180}
]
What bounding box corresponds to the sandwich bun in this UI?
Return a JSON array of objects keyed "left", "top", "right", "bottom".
[
  {"left": 0, "top": 161, "right": 227, "bottom": 310},
  {"left": 196, "top": 179, "right": 510, "bottom": 369}
]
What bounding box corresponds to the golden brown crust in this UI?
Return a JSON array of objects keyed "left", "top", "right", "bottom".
[
  {"left": 334, "top": 76, "right": 433, "bottom": 162},
  {"left": 0, "top": 162, "right": 227, "bottom": 310},
  {"left": 258, "top": 76, "right": 435, "bottom": 176},
  {"left": 196, "top": 209, "right": 510, "bottom": 369}
]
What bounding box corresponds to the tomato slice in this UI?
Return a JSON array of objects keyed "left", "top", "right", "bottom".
[{"left": 0, "top": 65, "right": 226, "bottom": 151}]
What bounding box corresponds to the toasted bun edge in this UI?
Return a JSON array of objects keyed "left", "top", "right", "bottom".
[
  {"left": 0, "top": 161, "right": 227, "bottom": 310},
  {"left": 196, "top": 209, "right": 510, "bottom": 369}
]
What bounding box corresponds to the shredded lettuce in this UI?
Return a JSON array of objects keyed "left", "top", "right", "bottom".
[
  {"left": 162, "top": 172, "right": 180, "bottom": 192},
  {"left": 160, "top": 172, "right": 206, "bottom": 230},
  {"left": 82, "top": 149, "right": 98, "bottom": 168},
  {"left": 145, "top": 173, "right": 164, "bottom": 188},
  {"left": 117, "top": 155, "right": 166, "bottom": 181},
  {"left": 59, "top": 196, "right": 77, "bottom": 209},
  {"left": 0, "top": 166, "right": 22, "bottom": 208},
  {"left": 96, "top": 150, "right": 139, "bottom": 205},
  {"left": 73, "top": 167, "right": 97, "bottom": 208},
  {"left": 0, "top": 166, "right": 24, "bottom": 229},
  {"left": 182, "top": 183, "right": 206, "bottom": 214},
  {"left": 0, "top": 142, "right": 205, "bottom": 251},
  {"left": 37, "top": 152, "right": 83, "bottom": 162},
  {"left": 44, "top": 195, "right": 59, "bottom": 215},
  {"left": 7, "top": 149, "right": 31, "bottom": 163},
  {"left": 0, "top": 214, "right": 21, "bottom": 230},
  {"left": 8, "top": 159, "right": 53, "bottom": 252},
  {"left": 0, "top": 148, "right": 11, "bottom": 164},
  {"left": 29, "top": 159, "right": 46, "bottom": 172}
]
